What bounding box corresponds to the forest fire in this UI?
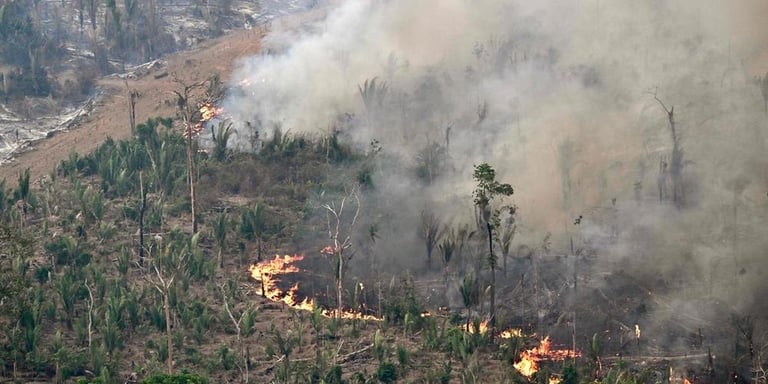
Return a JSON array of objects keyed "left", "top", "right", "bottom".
[
  {"left": 183, "top": 101, "right": 225, "bottom": 139},
  {"left": 463, "top": 319, "right": 489, "bottom": 334},
  {"left": 248, "top": 254, "right": 382, "bottom": 321},
  {"left": 199, "top": 102, "right": 223, "bottom": 122},
  {"left": 499, "top": 328, "right": 523, "bottom": 339},
  {"left": 513, "top": 337, "right": 581, "bottom": 378}
]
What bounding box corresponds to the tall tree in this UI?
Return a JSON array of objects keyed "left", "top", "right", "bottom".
[
  {"left": 321, "top": 186, "right": 361, "bottom": 319},
  {"left": 472, "top": 163, "right": 513, "bottom": 331},
  {"left": 651, "top": 90, "right": 684, "bottom": 208},
  {"left": 172, "top": 77, "right": 206, "bottom": 233}
]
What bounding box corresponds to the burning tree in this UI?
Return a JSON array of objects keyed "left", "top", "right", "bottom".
[
  {"left": 172, "top": 77, "right": 205, "bottom": 234},
  {"left": 172, "top": 75, "right": 222, "bottom": 233},
  {"left": 472, "top": 163, "right": 514, "bottom": 329},
  {"left": 321, "top": 186, "right": 361, "bottom": 320}
]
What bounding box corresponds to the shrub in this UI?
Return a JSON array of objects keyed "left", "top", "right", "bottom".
[
  {"left": 140, "top": 373, "right": 209, "bottom": 384},
  {"left": 376, "top": 362, "right": 398, "bottom": 384}
]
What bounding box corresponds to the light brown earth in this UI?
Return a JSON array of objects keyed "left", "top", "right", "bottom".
[
  {"left": 0, "top": 28, "right": 262, "bottom": 183},
  {"left": 0, "top": 6, "right": 333, "bottom": 184}
]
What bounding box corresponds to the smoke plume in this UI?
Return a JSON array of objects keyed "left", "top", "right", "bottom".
[{"left": 223, "top": 0, "right": 768, "bottom": 347}]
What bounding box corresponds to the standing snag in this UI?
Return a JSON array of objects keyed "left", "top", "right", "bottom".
[{"left": 321, "top": 186, "right": 361, "bottom": 319}]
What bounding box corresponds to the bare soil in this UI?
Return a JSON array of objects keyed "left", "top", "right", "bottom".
[
  {"left": 0, "top": 5, "right": 333, "bottom": 184},
  {"left": 0, "top": 28, "right": 262, "bottom": 183}
]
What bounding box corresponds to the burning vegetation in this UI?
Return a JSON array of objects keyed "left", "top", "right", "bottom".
[
  {"left": 2, "top": 0, "right": 768, "bottom": 383},
  {"left": 513, "top": 337, "right": 581, "bottom": 379},
  {"left": 249, "top": 254, "right": 382, "bottom": 321}
]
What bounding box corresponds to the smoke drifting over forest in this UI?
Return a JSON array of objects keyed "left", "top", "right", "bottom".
[{"left": 223, "top": 0, "right": 768, "bottom": 325}]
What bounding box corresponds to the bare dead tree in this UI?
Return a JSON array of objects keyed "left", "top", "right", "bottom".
[
  {"left": 651, "top": 90, "right": 684, "bottom": 208},
  {"left": 172, "top": 76, "right": 207, "bottom": 233},
  {"left": 146, "top": 235, "right": 192, "bottom": 375},
  {"left": 657, "top": 156, "right": 667, "bottom": 203},
  {"left": 321, "top": 186, "right": 361, "bottom": 319},
  {"left": 220, "top": 284, "right": 256, "bottom": 384},
  {"left": 138, "top": 171, "right": 147, "bottom": 266},
  {"left": 84, "top": 279, "right": 94, "bottom": 350},
  {"left": 733, "top": 315, "right": 755, "bottom": 379},
  {"left": 128, "top": 88, "right": 139, "bottom": 135}
]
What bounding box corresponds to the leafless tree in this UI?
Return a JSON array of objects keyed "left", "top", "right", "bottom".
[
  {"left": 321, "top": 186, "right": 361, "bottom": 319},
  {"left": 651, "top": 89, "right": 684, "bottom": 208},
  {"left": 146, "top": 235, "right": 193, "bottom": 375},
  {"left": 128, "top": 86, "right": 139, "bottom": 135},
  {"left": 172, "top": 76, "right": 207, "bottom": 233},
  {"left": 220, "top": 284, "right": 256, "bottom": 384}
]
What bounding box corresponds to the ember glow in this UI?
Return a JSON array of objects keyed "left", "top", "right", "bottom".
[
  {"left": 199, "top": 102, "right": 223, "bottom": 122},
  {"left": 463, "top": 319, "right": 490, "bottom": 334},
  {"left": 183, "top": 101, "right": 226, "bottom": 139},
  {"left": 499, "top": 328, "right": 523, "bottom": 339},
  {"left": 513, "top": 337, "right": 581, "bottom": 378},
  {"left": 248, "top": 254, "right": 382, "bottom": 321}
]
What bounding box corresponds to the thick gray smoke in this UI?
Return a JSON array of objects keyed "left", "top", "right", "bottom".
[{"left": 223, "top": 0, "right": 768, "bottom": 332}]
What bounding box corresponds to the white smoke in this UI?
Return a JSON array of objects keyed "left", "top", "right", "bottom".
[{"left": 223, "top": 0, "right": 768, "bottom": 319}]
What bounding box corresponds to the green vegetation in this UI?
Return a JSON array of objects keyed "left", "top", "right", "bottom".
[{"left": 0, "top": 72, "right": 750, "bottom": 383}]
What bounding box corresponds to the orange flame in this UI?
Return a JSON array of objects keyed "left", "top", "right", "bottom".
[
  {"left": 463, "top": 319, "right": 490, "bottom": 334},
  {"left": 513, "top": 337, "right": 581, "bottom": 378},
  {"left": 460, "top": 319, "right": 522, "bottom": 339},
  {"left": 684, "top": 379, "right": 693, "bottom": 384},
  {"left": 500, "top": 328, "right": 523, "bottom": 339},
  {"left": 549, "top": 377, "right": 562, "bottom": 384},
  {"left": 199, "top": 102, "right": 223, "bottom": 122},
  {"left": 248, "top": 254, "right": 382, "bottom": 321}
]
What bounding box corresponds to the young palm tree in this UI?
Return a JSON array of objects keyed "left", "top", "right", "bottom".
[
  {"left": 459, "top": 273, "right": 479, "bottom": 333},
  {"left": 419, "top": 210, "right": 445, "bottom": 270}
]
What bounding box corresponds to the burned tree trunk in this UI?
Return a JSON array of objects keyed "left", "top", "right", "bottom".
[
  {"left": 129, "top": 88, "right": 139, "bottom": 135},
  {"left": 172, "top": 77, "right": 206, "bottom": 234},
  {"left": 652, "top": 92, "right": 684, "bottom": 208},
  {"left": 322, "top": 187, "right": 361, "bottom": 319},
  {"left": 759, "top": 72, "right": 768, "bottom": 114},
  {"left": 139, "top": 171, "right": 147, "bottom": 266}
]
